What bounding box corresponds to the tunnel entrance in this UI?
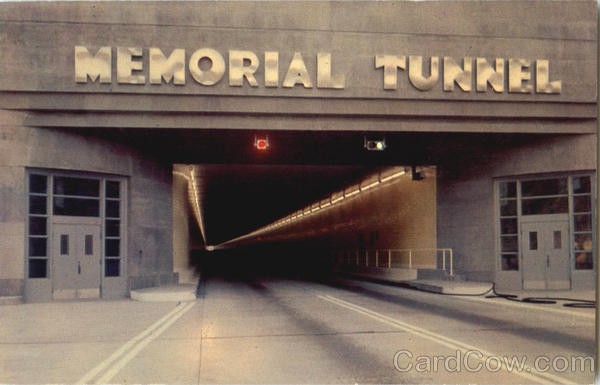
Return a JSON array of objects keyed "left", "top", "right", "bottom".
[{"left": 154, "top": 129, "right": 593, "bottom": 289}]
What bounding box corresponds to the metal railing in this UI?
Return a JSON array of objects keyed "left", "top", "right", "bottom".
[{"left": 336, "top": 248, "right": 454, "bottom": 276}]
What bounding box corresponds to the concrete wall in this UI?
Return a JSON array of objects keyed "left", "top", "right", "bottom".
[
  {"left": 240, "top": 167, "right": 437, "bottom": 267},
  {"left": 0, "top": 109, "right": 176, "bottom": 300},
  {"left": 437, "top": 134, "right": 596, "bottom": 287},
  {"left": 0, "top": 1, "right": 595, "bottom": 134},
  {"left": 172, "top": 171, "right": 195, "bottom": 284}
]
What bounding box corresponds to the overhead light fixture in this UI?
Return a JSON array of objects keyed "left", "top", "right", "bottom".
[
  {"left": 254, "top": 135, "right": 270, "bottom": 150},
  {"left": 364, "top": 136, "right": 386, "bottom": 151}
]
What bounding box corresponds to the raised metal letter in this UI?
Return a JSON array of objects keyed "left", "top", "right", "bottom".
[
  {"left": 264, "top": 51, "right": 279, "bottom": 88},
  {"left": 443, "top": 57, "right": 472, "bottom": 92},
  {"left": 508, "top": 59, "right": 533, "bottom": 93},
  {"left": 476, "top": 58, "right": 504, "bottom": 92},
  {"left": 229, "top": 50, "right": 260, "bottom": 87},
  {"left": 317, "top": 52, "right": 345, "bottom": 89},
  {"left": 149, "top": 48, "right": 185, "bottom": 85},
  {"left": 117, "top": 47, "right": 145, "bottom": 84},
  {"left": 283, "top": 52, "right": 313, "bottom": 88},
  {"left": 375, "top": 55, "right": 406, "bottom": 90},
  {"left": 535, "top": 60, "right": 561, "bottom": 94},
  {"left": 75, "top": 46, "right": 112, "bottom": 83},
  {"left": 189, "top": 48, "right": 226, "bottom": 86},
  {"left": 408, "top": 56, "right": 439, "bottom": 91}
]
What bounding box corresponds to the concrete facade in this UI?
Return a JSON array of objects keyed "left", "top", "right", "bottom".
[
  {"left": 437, "top": 134, "right": 596, "bottom": 289},
  {"left": 0, "top": 1, "right": 596, "bottom": 300},
  {"left": 0, "top": 110, "right": 176, "bottom": 301}
]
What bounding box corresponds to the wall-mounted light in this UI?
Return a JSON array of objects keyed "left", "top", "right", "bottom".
[{"left": 364, "top": 136, "right": 386, "bottom": 151}]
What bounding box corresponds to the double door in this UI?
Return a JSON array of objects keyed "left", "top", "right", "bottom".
[
  {"left": 52, "top": 222, "right": 101, "bottom": 299},
  {"left": 521, "top": 220, "right": 571, "bottom": 290}
]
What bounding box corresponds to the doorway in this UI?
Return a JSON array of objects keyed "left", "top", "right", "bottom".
[
  {"left": 52, "top": 221, "right": 101, "bottom": 299},
  {"left": 521, "top": 219, "right": 571, "bottom": 290}
]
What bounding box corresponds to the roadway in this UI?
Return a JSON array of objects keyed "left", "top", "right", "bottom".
[{"left": 0, "top": 276, "right": 595, "bottom": 384}]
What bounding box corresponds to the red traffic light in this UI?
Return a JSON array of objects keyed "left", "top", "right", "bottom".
[{"left": 254, "top": 136, "right": 269, "bottom": 150}]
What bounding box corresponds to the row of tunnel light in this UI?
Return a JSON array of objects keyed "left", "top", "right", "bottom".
[{"left": 247, "top": 166, "right": 410, "bottom": 237}]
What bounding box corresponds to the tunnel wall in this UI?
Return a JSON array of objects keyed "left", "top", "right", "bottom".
[
  {"left": 172, "top": 171, "right": 195, "bottom": 284},
  {"left": 0, "top": 109, "right": 176, "bottom": 301},
  {"left": 246, "top": 168, "right": 437, "bottom": 268},
  {"left": 437, "top": 134, "right": 596, "bottom": 287}
]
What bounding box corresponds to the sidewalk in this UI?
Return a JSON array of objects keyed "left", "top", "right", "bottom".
[
  {"left": 130, "top": 283, "right": 198, "bottom": 302},
  {"left": 405, "top": 279, "right": 595, "bottom": 301}
]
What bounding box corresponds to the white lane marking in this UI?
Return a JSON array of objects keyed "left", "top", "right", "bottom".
[
  {"left": 318, "top": 294, "right": 577, "bottom": 385},
  {"left": 76, "top": 301, "right": 195, "bottom": 384}
]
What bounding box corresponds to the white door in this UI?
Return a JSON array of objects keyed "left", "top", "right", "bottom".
[
  {"left": 521, "top": 220, "right": 571, "bottom": 290},
  {"left": 52, "top": 224, "right": 101, "bottom": 299}
]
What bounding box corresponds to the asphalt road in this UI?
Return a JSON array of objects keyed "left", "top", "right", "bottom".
[{"left": 0, "top": 277, "right": 595, "bottom": 384}]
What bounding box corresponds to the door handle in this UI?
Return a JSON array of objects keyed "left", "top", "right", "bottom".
[
  {"left": 546, "top": 255, "right": 550, "bottom": 268},
  {"left": 78, "top": 261, "right": 81, "bottom": 275}
]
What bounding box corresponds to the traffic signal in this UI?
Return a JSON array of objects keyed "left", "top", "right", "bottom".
[
  {"left": 364, "top": 136, "right": 386, "bottom": 151},
  {"left": 254, "top": 135, "right": 269, "bottom": 150}
]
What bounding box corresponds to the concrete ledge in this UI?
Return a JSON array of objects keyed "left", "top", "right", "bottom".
[
  {"left": 407, "top": 279, "right": 494, "bottom": 295},
  {"left": 130, "top": 284, "right": 197, "bottom": 302},
  {"left": 0, "top": 296, "right": 23, "bottom": 305}
]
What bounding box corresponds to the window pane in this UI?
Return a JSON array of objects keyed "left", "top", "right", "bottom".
[
  {"left": 575, "top": 252, "right": 593, "bottom": 270},
  {"left": 85, "top": 235, "right": 93, "bottom": 255},
  {"left": 529, "top": 232, "right": 538, "bottom": 250},
  {"left": 29, "top": 174, "right": 47, "bottom": 194},
  {"left": 500, "top": 200, "right": 517, "bottom": 216},
  {"left": 501, "top": 254, "right": 519, "bottom": 271},
  {"left": 499, "top": 182, "right": 516, "bottom": 199},
  {"left": 500, "top": 218, "right": 518, "bottom": 235},
  {"left": 105, "top": 239, "right": 120, "bottom": 257},
  {"left": 105, "top": 259, "right": 120, "bottom": 277},
  {"left": 29, "top": 196, "right": 47, "bottom": 215},
  {"left": 521, "top": 178, "right": 567, "bottom": 197},
  {"left": 574, "top": 233, "right": 593, "bottom": 251},
  {"left": 553, "top": 231, "right": 562, "bottom": 249},
  {"left": 60, "top": 235, "right": 69, "bottom": 255},
  {"left": 53, "top": 197, "right": 100, "bottom": 217},
  {"left": 521, "top": 197, "right": 568, "bottom": 215},
  {"left": 573, "top": 195, "right": 591, "bottom": 213},
  {"left": 106, "top": 181, "right": 120, "bottom": 199},
  {"left": 573, "top": 176, "right": 591, "bottom": 194},
  {"left": 501, "top": 236, "right": 518, "bottom": 252},
  {"left": 105, "top": 220, "right": 120, "bottom": 237},
  {"left": 28, "top": 259, "right": 47, "bottom": 278},
  {"left": 29, "top": 237, "right": 47, "bottom": 257},
  {"left": 106, "top": 200, "right": 120, "bottom": 218},
  {"left": 574, "top": 214, "right": 592, "bottom": 232},
  {"left": 28, "top": 217, "right": 47, "bottom": 235},
  {"left": 53, "top": 176, "right": 100, "bottom": 197}
]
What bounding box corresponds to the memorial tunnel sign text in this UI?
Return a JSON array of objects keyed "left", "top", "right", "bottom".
[{"left": 75, "top": 46, "right": 562, "bottom": 94}]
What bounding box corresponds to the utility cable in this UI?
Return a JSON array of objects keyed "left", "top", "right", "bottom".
[{"left": 340, "top": 273, "right": 596, "bottom": 308}]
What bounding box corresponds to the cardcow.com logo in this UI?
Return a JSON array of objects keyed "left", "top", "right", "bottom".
[{"left": 393, "top": 350, "right": 595, "bottom": 374}]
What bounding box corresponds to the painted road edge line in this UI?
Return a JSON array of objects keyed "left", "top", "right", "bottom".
[
  {"left": 95, "top": 301, "right": 196, "bottom": 384},
  {"left": 318, "top": 294, "right": 576, "bottom": 385},
  {"left": 76, "top": 301, "right": 195, "bottom": 384}
]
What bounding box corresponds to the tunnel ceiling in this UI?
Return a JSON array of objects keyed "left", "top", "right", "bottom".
[{"left": 59, "top": 127, "right": 553, "bottom": 244}]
